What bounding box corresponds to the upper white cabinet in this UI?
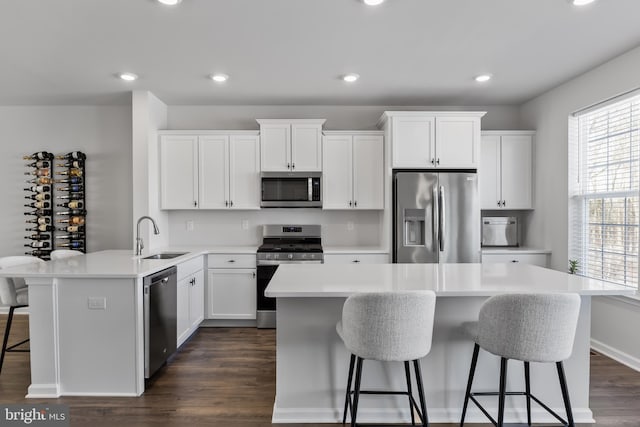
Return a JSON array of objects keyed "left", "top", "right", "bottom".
[
  {"left": 160, "top": 132, "right": 260, "bottom": 210},
  {"left": 480, "top": 131, "right": 534, "bottom": 210},
  {"left": 323, "top": 132, "right": 384, "bottom": 210},
  {"left": 378, "top": 112, "right": 485, "bottom": 169},
  {"left": 257, "top": 119, "right": 325, "bottom": 171}
]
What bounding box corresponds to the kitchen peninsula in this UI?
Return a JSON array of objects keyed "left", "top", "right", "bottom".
[{"left": 265, "top": 262, "right": 635, "bottom": 424}]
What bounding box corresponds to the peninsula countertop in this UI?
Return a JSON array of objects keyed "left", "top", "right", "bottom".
[{"left": 265, "top": 263, "right": 636, "bottom": 297}]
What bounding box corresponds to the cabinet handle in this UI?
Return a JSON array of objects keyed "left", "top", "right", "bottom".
[
  {"left": 430, "top": 158, "right": 435, "bottom": 165},
  {"left": 292, "top": 163, "right": 295, "bottom": 170},
  {"left": 349, "top": 200, "right": 352, "bottom": 207},
  {"left": 252, "top": 272, "right": 256, "bottom": 278},
  {"left": 225, "top": 201, "right": 228, "bottom": 207},
  {"left": 228, "top": 259, "right": 235, "bottom": 263},
  {"left": 497, "top": 200, "right": 501, "bottom": 207},
  {"left": 511, "top": 259, "right": 519, "bottom": 263},
  {"left": 230, "top": 200, "right": 233, "bottom": 207},
  {"left": 353, "top": 259, "right": 360, "bottom": 263},
  {"left": 194, "top": 200, "right": 197, "bottom": 207},
  {"left": 436, "top": 158, "right": 440, "bottom": 165},
  {"left": 502, "top": 200, "right": 506, "bottom": 207},
  {"left": 354, "top": 200, "right": 357, "bottom": 207},
  {"left": 287, "top": 163, "right": 291, "bottom": 169}
]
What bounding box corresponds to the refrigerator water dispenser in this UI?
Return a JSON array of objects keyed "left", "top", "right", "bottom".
[{"left": 404, "top": 209, "right": 425, "bottom": 246}]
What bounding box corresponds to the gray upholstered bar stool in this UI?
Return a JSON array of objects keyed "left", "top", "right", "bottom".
[
  {"left": 0, "top": 256, "right": 46, "bottom": 374},
  {"left": 336, "top": 290, "right": 437, "bottom": 427},
  {"left": 460, "top": 293, "right": 581, "bottom": 427},
  {"left": 50, "top": 249, "right": 83, "bottom": 260}
]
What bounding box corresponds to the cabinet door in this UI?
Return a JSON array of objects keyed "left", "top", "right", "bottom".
[
  {"left": 435, "top": 116, "right": 480, "bottom": 168},
  {"left": 324, "top": 254, "right": 389, "bottom": 264},
  {"left": 176, "top": 276, "right": 191, "bottom": 347},
  {"left": 500, "top": 135, "right": 532, "bottom": 209},
  {"left": 207, "top": 269, "right": 256, "bottom": 320},
  {"left": 480, "top": 135, "right": 501, "bottom": 209},
  {"left": 260, "top": 124, "right": 291, "bottom": 171},
  {"left": 160, "top": 135, "right": 198, "bottom": 209},
  {"left": 353, "top": 135, "right": 384, "bottom": 210},
  {"left": 291, "top": 124, "right": 322, "bottom": 171},
  {"left": 229, "top": 134, "right": 260, "bottom": 209},
  {"left": 482, "top": 253, "right": 548, "bottom": 268},
  {"left": 189, "top": 269, "right": 205, "bottom": 329},
  {"left": 198, "top": 135, "right": 229, "bottom": 209},
  {"left": 392, "top": 116, "right": 435, "bottom": 168},
  {"left": 322, "top": 135, "right": 353, "bottom": 210}
]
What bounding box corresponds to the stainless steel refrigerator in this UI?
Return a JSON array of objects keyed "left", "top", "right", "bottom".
[{"left": 393, "top": 171, "right": 480, "bottom": 263}]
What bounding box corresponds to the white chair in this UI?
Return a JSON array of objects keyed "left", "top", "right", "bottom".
[
  {"left": 460, "top": 293, "right": 581, "bottom": 427},
  {"left": 336, "top": 291, "right": 437, "bottom": 427},
  {"left": 50, "top": 249, "right": 83, "bottom": 260},
  {"left": 0, "top": 256, "right": 46, "bottom": 374}
]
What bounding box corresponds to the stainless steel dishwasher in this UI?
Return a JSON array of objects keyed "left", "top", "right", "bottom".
[{"left": 144, "top": 266, "right": 177, "bottom": 378}]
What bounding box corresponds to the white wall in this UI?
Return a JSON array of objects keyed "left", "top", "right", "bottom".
[
  {"left": 519, "top": 45, "right": 640, "bottom": 369},
  {"left": 0, "top": 105, "right": 132, "bottom": 257}
]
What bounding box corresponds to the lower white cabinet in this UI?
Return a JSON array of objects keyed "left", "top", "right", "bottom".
[
  {"left": 482, "top": 252, "right": 548, "bottom": 268},
  {"left": 176, "top": 257, "right": 205, "bottom": 347},
  {"left": 207, "top": 269, "right": 257, "bottom": 320},
  {"left": 324, "top": 253, "right": 389, "bottom": 264}
]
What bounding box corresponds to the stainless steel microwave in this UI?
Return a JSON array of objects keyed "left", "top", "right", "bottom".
[{"left": 260, "top": 172, "right": 322, "bottom": 208}]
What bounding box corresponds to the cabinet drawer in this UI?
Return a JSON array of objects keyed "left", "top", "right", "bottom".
[
  {"left": 324, "top": 254, "right": 389, "bottom": 264},
  {"left": 208, "top": 254, "right": 256, "bottom": 269},
  {"left": 177, "top": 256, "right": 204, "bottom": 281},
  {"left": 482, "top": 253, "right": 548, "bottom": 267}
]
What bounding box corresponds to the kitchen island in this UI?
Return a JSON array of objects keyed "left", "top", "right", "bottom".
[{"left": 265, "top": 262, "right": 635, "bottom": 424}]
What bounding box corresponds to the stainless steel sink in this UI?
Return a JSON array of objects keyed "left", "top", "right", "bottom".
[{"left": 143, "top": 252, "right": 188, "bottom": 260}]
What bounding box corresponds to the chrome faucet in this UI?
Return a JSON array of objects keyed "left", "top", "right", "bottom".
[{"left": 135, "top": 216, "right": 160, "bottom": 256}]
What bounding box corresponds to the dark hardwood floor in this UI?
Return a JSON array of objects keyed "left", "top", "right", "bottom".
[{"left": 1, "top": 314, "right": 640, "bottom": 426}]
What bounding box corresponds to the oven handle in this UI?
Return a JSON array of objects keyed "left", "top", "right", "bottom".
[{"left": 257, "top": 260, "right": 323, "bottom": 266}]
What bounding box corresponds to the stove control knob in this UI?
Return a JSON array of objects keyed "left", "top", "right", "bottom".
[
  {"left": 301, "top": 253, "right": 307, "bottom": 259},
  {"left": 288, "top": 254, "right": 294, "bottom": 260},
  {"left": 266, "top": 253, "right": 272, "bottom": 260}
]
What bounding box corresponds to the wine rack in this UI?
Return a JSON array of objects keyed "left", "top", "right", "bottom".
[
  {"left": 23, "top": 152, "right": 55, "bottom": 260},
  {"left": 54, "top": 151, "right": 86, "bottom": 253}
]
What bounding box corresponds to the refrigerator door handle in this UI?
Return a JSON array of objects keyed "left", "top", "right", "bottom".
[
  {"left": 432, "top": 185, "right": 438, "bottom": 250},
  {"left": 439, "top": 185, "right": 445, "bottom": 252}
]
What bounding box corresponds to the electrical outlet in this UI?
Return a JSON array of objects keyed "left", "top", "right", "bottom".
[
  {"left": 241, "top": 219, "right": 249, "bottom": 230},
  {"left": 186, "top": 220, "right": 194, "bottom": 231},
  {"left": 347, "top": 221, "right": 354, "bottom": 231},
  {"left": 88, "top": 297, "right": 106, "bottom": 310}
]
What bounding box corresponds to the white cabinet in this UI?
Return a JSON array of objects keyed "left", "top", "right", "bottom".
[
  {"left": 480, "top": 131, "right": 533, "bottom": 210},
  {"left": 323, "top": 132, "right": 384, "bottom": 210},
  {"left": 324, "top": 253, "right": 389, "bottom": 264},
  {"left": 206, "top": 254, "right": 256, "bottom": 320},
  {"left": 176, "top": 256, "right": 204, "bottom": 347},
  {"left": 257, "top": 119, "right": 325, "bottom": 171},
  {"left": 160, "top": 132, "right": 260, "bottom": 210},
  {"left": 482, "top": 252, "right": 548, "bottom": 268},
  {"left": 379, "top": 112, "right": 485, "bottom": 169}
]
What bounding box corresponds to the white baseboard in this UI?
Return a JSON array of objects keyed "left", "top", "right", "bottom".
[
  {"left": 591, "top": 338, "right": 640, "bottom": 372},
  {"left": 27, "top": 384, "right": 60, "bottom": 398},
  {"left": 0, "top": 306, "right": 28, "bottom": 315},
  {"left": 271, "top": 402, "right": 594, "bottom": 424}
]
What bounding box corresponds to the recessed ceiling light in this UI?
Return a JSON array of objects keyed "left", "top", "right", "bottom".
[
  {"left": 210, "top": 74, "right": 229, "bottom": 83},
  {"left": 571, "top": 0, "right": 596, "bottom": 5},
  {"left": 119, "top": 72, "right": 138, "bottom": 82},
  {"left": 475, "top": 74, "right": 492, "bottom": 83},
  {"left": 157, "top": 0, "right": 182, "bottom": 5},
  {"left": 363, "top": 0, "right": 385, "bottom": 5},
  {"left": 343, "top": 73, "right": 360, "bottom": 83}
]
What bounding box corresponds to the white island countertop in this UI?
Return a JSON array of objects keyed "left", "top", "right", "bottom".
[{"left": 265, "top": 263, "right": 636, "bottom": 297}]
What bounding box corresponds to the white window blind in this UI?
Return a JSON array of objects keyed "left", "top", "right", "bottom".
[{"left": 569, "top": 94, "right": 640, "bottom": 288}]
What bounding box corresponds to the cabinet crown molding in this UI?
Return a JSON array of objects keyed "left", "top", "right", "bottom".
[
  {"left": 377, "top": 111, "right": 487, "bottom": 128},
  {"left": 256, "top": 119, "right": 326, "bottom": 125},
  {"left": 322, "top": 130, "right": 384, "bottom": 136},
  {"left": 158, "top": 130, "right": 259, "bottom": 136},
  {"left": 481, "top": 130, "right": 536, "bottom": 136}
]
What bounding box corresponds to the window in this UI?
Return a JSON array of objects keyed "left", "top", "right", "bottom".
[{"left": 569, "top": 93, "right": 640, "bottom": 288}]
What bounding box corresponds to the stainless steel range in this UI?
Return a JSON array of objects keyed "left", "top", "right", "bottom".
[{"left": 256, "top": 225, "right": 323, "bottom": 328}]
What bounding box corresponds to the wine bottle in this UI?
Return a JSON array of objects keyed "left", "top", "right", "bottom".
[
  {"left": 26, "top": 177, "right": 53, "bottom": 185},
  {"left": 57, "top": 200, "right": 83, "bottom": 209},
  {"left": 55, "top": 233, "right": 83, "bottom": 240},
  {"left": 56, "top": 152, "right": 86, "bottom": 161},
  {"left": 25, "top": 241, "right": 50, "bottom": 248},
  {"left": 56, "top": 193, "right": 84, "bottom": 200},
  {"left": 56, "top": 216, "right": 85, "bottom": 225},
  {"left": 54, "top": 176, "right": 82, "bottom": 184},
  {"left": 55, "top": 169, "right": 82, "bottom": 177},
  {"left": 56, "top": 184, "right": 83, "bottom": 192},
  {"left": 25, "top": 185, "right": 51, "bottom": 193},
  {"left": 25, "top": 201, "right": 50, "bottom": 209},
  {"left": 26, "top": 160, "right": 50, "bottom": 168},
  {"left": 26, "top": 224, "right": 55, "bottom": 232},
  {"left": 56, "top": 209, "right": 87, "bottom": 216},
  {"left": 25, "top": 249, "right": 52, "bottom": 257},
  {"left": 26, "top": 217, "right": 51, "bottom": 225},
  {"left": 57, "top": 241, "right": 84, "bottom": 249},
  {"left": 24, "top": 209, "right": 52, "bottom": 217},
  {"left": 56, "top": 160, "right": 83, "bottom": 168},
  {"left": 58, "top": 225, "right": 85, "bottom": 233},
  {"left": 24, "top": 169, "right": 51, "bottom": 177},
  {"left": 25, "top": 193, "right": 51, "bottom": 201},
  {"left": 25, "top": 234, "right": 51, "bottom": 241},
  {"left": 23, "top": 152, "right": 53, "bottom": 160}
]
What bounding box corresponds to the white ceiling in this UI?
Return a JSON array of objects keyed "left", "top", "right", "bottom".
[{"left": 1, "top": 0, "right": 640, "bottom": 106}]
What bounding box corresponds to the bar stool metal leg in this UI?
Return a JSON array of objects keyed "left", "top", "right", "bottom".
[
  {"left": 524, "top": 361, "right": 532, "bottom": 426},
  {"left": 413, "top": 359, "right": 428, "bottom": 427},
  {"left": 350, "top": 357, "right": 364, "bottom": 427},
  {"left": 404, "top": 361, "right": 416, "bottom": 425},
  {"left": 557, "top": 361, "right": 575, "bottom": 427},
  {"left": 497, "top": 357, "right": 508, "bottom": 427},
  {"left": 460, "top": 343, "right": 479, "bottom": 426},
  {"left": 342, "top": 354, "right": 356, "bottom": 424},
  {"left": 0, "top": 306, "right": 16, "bottom": 374}
]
